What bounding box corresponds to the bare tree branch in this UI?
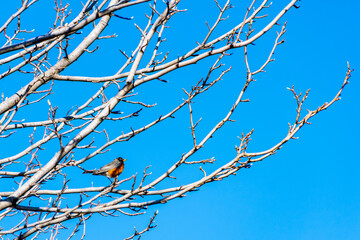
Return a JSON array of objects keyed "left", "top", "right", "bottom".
[{"left": 0, "top": 0, "right": 352, "bottom": 239}]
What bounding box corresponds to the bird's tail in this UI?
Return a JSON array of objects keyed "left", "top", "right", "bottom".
[{"left": 83, "top": 170, "right": 95, "bottom": 174}]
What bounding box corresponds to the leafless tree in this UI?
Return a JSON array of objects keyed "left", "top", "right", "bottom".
[{"left": 0, "top": 0, "right": 352, "bottom": 239}]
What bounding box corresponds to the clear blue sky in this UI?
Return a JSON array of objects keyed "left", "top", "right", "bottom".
[{"left": 1, "top": 1, "right": 359, "bottom": 239}]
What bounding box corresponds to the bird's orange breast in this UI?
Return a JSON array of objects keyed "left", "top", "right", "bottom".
[{"left": 107, "top": 164, "right": 124, "bottom": 178}]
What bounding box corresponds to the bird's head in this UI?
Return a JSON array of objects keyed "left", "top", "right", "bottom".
[{"left": 116, "top": 157, "right": 126, "bottom": 163}]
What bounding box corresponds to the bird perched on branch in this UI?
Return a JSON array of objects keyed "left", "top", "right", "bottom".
[{"left": 83, "top": 157, "right": 126, "bottom": 178}]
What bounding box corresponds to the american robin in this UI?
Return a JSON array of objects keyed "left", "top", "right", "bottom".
[{"left": 83, "top": 157, "right": 126, "bottom": 178}]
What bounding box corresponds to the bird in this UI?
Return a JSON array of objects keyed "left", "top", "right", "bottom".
[{"left": 83, "top": 157, "right": 126, "bottom": 178}]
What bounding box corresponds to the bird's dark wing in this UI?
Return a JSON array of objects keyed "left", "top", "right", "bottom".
[{"left": 93, "top": 160, "right": 121, "bottom": 174}]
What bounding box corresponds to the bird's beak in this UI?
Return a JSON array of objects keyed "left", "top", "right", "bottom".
[{"left": 123, "top": 159, "right": 127, "bottom": 161}]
